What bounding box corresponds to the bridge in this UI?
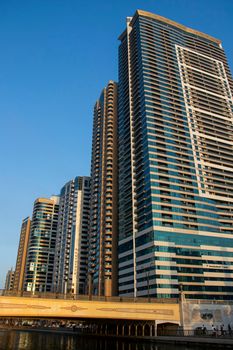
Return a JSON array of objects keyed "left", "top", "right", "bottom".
[
  {"left": 1, "top": 293, "right": 232, "bottom": 337},
  {"left": 0, "top": 295, "right": 180, "bottom": 321},
  {"left": 0, "top": 294, "right": 181, "bottom": 336}
]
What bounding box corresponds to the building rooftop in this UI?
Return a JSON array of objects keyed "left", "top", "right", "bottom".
[{"left": 123, "top": 10, "right": 221, "bottom": 45}]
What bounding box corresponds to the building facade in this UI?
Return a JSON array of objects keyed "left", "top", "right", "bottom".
[
  {"left": 4, "top": 268, "right": 15, "bottom": 291},
  {"left": 24, "top": 196, "right": 60, "bottom": 293},
  {"left": 53, "top": 176, "right": 90, "bottom": 295},
  {"left": 89, "top": 81, "right": 118, "bottom": 296},
  {"left": 118, "top": 10, "right": 233, "bottom": 300},
  {"left": 13, "top": 217, "right": 31, "bottom": 292}
]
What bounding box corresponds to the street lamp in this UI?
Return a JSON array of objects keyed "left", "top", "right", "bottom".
[{"left": 179, "top": 283, "right": 185, "bottom": 333}]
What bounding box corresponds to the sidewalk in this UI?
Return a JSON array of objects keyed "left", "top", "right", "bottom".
[{"left": 154, "top": 335, "right": 233, "bottom": 347}]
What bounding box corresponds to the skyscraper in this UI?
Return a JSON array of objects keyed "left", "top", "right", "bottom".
[
  {"left": 118, "top": 10, "right": 233, "bottom": 300},
  {"left": 89, "top": 81, "right": 118, "bottom": 296},
  {"left": 4, "top": 268, "right": 15, "bottom": 291},
  {"left": 24, "top": 196, "right": 59, "bottom": 293},
  {"left": 53, "top": 176, "right": 90, "bottom": 295},
  {"left": 13, "top": 217, "right": 31, "bottom": 292}
]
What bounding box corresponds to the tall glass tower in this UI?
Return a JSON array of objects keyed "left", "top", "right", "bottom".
[
  {"left": 24, "top": 196, "right": 60, "bottom": 293},
  {"left": 118, "top": 10, "right": 233, "bottom": 300}
]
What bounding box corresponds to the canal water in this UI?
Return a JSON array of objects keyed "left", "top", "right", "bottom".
[{"left": 0, "top": 330, "right": 211, "bottom": 350}]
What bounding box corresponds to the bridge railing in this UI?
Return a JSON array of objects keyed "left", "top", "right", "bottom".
[
  {"left": 0, "top": 289, "right": 179, "bottom": 303},
  {"left": 1, "top": 289, "right": 233, "bottom": 305}
]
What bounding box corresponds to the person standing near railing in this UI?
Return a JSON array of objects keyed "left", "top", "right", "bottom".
[
  {"left": 220, "top": 324, "right": 224, "bottom": 336},
  {"left": 202, "top": 324, "right": 207, "bottom": 335},
  {"left": 212, "top": 324, "right": 216, "bottom": 337}
]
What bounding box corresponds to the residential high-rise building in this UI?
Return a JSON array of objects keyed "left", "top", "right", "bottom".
[
  {"left": 24, "top": 196, "right": 59, "bottom": 293},
  {"left": 118, "top": 10, "right": 233, "bottom": 300},
  {"left": 53, "top": 176, "right": 90, "bottom": 295},
  {"left": 89, "top": 81, "right": 118, "bottom": 296},
  {"left": 4, "top": 268, "right": 15, "bottom": 291},
  {"left": 13, "top": 217, "right": 31, "bottom": 292}
]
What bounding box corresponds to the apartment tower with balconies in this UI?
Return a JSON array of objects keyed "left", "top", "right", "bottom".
[
  {"left": 4, "top": 268, "right": 15, "bottom": 291},
  {"left": 89, "top": 81, "right": 118, "bottom": 296},
  {"left": 53, "top": 176, "right": 90, "bottom": 295},
  {"left": 118, "top": 10, "right": 233, "bottom": 300},
  {"left": 13, "top": 217, "right": 31, "bottom": 292}
]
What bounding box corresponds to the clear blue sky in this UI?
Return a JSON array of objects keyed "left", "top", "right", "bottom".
[{"left": 0, "top": 0, "right": 232, "bottom": 288}]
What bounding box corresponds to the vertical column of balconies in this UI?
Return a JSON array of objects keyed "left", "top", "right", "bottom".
[
  {"left": 13, "top": 217, "right": 31, "bottom": 292},
  {"left": 53, "top": 193, "right": 65, "bottom": 292},
  {"left": 77, "top": 177, "right": 90, "bottom": 294},
  {"left": 89, "top": 82, "right": 118, "bottom": 296},
  {"left": 103, "top": 82, "right": 118, "bottom": 296},
  {"left": 89, "top": 101, "right": 103, "bottom": 293},
  {"left": 118, "top": 24, "right": 135, "bottom": 297}
]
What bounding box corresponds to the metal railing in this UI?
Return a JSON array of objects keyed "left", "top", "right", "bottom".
[
  {"left": 158, "top": 328, "right": 233, "bottom": 339},
  {"left": 1, "top": 289, "right": 233, "bottom": 305},
  {"left": 0, "top": 289, "right": 179, "bottom": 303}
]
